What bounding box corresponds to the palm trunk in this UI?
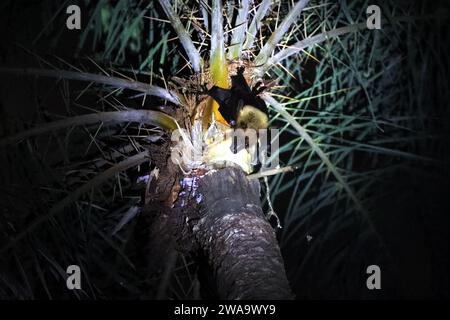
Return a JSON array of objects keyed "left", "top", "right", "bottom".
[{"left": 178, "top": 167, "right": 293, "bottom": 299}]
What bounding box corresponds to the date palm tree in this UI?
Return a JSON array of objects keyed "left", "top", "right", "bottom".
[{"left": 0, "top": 0, "right": 448, "bottom": 299}]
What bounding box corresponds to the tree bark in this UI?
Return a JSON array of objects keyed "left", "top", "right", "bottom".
[
  {"left": 182, "top": 167, "right": 293, "bottom": 299},
  {"left": 138, "top": 139, "right": 292, "bottom": 299}
]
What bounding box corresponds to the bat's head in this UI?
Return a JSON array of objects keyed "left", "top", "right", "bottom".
[{"left": 236, "top": 105, "right": 269, "bottom": 130}]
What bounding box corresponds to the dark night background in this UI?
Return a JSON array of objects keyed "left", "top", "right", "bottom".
[{"left": 0, "top": 0, "right": 449, "bottom": 300}]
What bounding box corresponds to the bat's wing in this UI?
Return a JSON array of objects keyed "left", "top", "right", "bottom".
[
  {"left": 208, "top": 86, "right": 238, "bottom": 124},
  {"left": 231, "top": 67, "right": 251, "bottom": 93},
  {"left": 208, "top": 86, "right": 232, "bottom": 106}
]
